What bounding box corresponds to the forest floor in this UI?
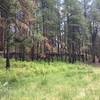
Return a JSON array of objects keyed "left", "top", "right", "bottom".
[{"left": 0, "top": 58, "right": 100, "bottom": 100}]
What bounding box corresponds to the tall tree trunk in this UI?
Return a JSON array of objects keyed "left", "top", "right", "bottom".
[{"left": 91, "top": 21, "right": 98, "bottom": 63}]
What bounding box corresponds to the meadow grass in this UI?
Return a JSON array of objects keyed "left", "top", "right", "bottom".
[{"left": 0, "top": 58, "right": 100, "bottom": 100}]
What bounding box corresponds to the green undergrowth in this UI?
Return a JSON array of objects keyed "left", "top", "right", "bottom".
[{"left": 0, "top": 58, "right": 100, "bottom": 100}]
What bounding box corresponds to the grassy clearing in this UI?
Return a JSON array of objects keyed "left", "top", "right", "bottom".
[{"left": 0, "top": 58, "right": 100, "bottom": 100}]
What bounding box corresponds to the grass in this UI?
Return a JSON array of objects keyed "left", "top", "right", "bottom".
[{"left": 0, "top": 58, "right": 100, "bottom": 100}]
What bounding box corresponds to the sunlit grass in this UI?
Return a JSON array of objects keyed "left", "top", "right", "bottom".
[{"left": 0, "top": 58, "right": 100, "bottom": 100}]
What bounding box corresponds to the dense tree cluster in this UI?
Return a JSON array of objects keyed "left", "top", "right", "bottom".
[{"left": 0, "top": 0, "right": 100, "bottom": 69}]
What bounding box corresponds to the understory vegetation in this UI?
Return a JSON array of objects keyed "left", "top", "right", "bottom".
[{"left": 0, "top": 58, "right": 100, "bottom": 100}]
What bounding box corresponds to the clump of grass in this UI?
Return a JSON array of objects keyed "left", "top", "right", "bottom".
[
  {"left": 40, "top": 75, "right": 48, "bottom": 86},
  {"left": 7, "top": 73, "right": 18, "bottom": 84}
]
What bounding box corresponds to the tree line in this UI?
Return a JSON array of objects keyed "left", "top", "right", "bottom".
[{"left": 0, "top": 0, "right": 100, "bottom": 69}]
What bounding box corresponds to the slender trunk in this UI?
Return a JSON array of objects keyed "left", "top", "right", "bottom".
[
  {"left": 15, "top": 45, "right": 17, "bottom": 60},
  {"left": 91, "top": 21, "right": 98, "bottom": 63},
  {"left": 72, "top": 43, "right": 75, "bottom": 63},
  {"left": 22, "top": 45, "right": 25, "bottom": 61},
  {"left": 92, "top": 43, "right": 95, "bottom": 63},
  {"left": 64, "top": 21, "right": 67, "bottom": 62},
  {"left": 31, "top": 45, "right": 34, "bottom": 61},
  {"left": 37, "top": 42, "right": 39, "bottom": 60},
  {"left": 6, "top": 42, "right": 10, "bottom": 69}
]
